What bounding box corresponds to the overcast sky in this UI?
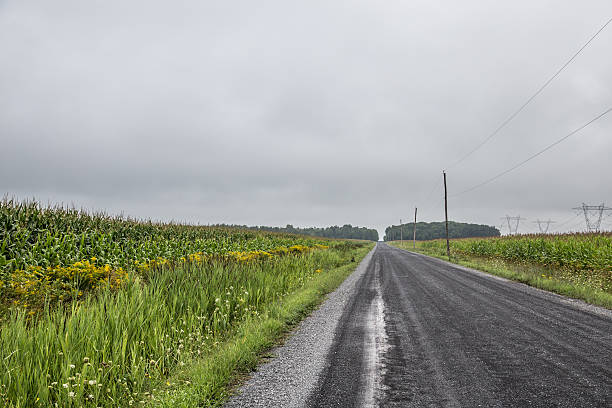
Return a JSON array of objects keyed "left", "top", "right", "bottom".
[{"left": 1, "top": 1, "right": 611, "bottom": 238}]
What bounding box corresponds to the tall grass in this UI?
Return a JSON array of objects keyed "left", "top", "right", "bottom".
[{"left": 0, "top": 245, "right": 363, "bottom": 407}]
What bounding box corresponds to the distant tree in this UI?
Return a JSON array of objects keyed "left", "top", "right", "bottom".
[
  {"left": 384, "top": 221, "right": 499, "bottom": 241},
  {"left": 212, "top": 223, "right": 379, "bottom": 241}
]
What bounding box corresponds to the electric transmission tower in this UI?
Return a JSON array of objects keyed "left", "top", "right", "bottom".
[
  {"left": 533, "top": 219, "right": 555, "bottom": 234},
  {"left": 501, "top": 215, "right": 525, "bottom": 235},
  {"left": 572, "top": 203, "right": 612, "bottom": 232}
]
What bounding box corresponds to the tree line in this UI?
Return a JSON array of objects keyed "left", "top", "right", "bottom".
[
  {"left": 384, "top": 221, "right": 499, "bottom": 241},
  {"left": 215, "top": 224, "right": 379, "bottom": 241}
]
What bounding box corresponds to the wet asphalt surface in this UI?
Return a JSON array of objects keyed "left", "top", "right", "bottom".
[{"left": 229, "top": 243, "right": 612, "bottom": 407}]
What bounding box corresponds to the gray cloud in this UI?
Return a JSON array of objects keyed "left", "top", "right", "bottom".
[{"left": 2, "top": 0, "right": 612, "bottom": 237}]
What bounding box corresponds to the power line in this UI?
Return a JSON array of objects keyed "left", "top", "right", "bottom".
[
  {"left": 565, "top": 218, "right": 588, "bottom": 232},
  {"left": 418, "top": 184, "right": 444, "bottom": 221},
  {"left": 552, "top": 212, "right": 610, "bottom": 233},
  {"left": 448, "top": 16, "right": 612, "bottom": 169},
  {"left": 421, "top": 182, "right": 439, "bottom": 206},
  {"left": 549, "top": 213, "right": 581, "bottom": 232},
  {"left": 414, "top": 17, "right": 612, "bottom": 226},
  {"left": 452, "top": 107, "right": 612, "bottom": 197}
]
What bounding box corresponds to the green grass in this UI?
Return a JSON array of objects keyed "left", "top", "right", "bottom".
[
  {"left": 390, "top": 239, "right": 612, "bottom": 309},
  {"left": 0, "top": 241, "right": 372, "bottom": 407}
]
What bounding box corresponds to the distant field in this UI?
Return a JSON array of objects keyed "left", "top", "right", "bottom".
[
  {"left": 0, "top": 199, "right": 372, "bottom": 407},
  {"left": 391, "top": 233, "right": 612, "bottom": 307}
]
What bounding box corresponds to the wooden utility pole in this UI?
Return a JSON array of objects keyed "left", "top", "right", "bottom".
[
  {"left": 413, "top": 207, "right": 417, "bottom": 249},
  {"left": 443, "top": 171, "right": 450, "bottom": 259},
  {"left": 400, "top": 219, "right": 402, "bottom": 243}
]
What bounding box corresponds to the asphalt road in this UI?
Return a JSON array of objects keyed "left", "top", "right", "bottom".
[{"left": 228, "top": 243, "right": 612, "bottom": 407}]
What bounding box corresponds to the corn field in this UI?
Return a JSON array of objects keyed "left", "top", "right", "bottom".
[
  {"left": 0, "top": 198, "right": 320, "bottom": 274},
  {"left": 419, "top": 233, "right": 612, "bottom": 293}
]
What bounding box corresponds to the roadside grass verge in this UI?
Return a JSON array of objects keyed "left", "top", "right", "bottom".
[
  {"left": 0, "top": 242, "right": 373, "bottom": 407},
  {"left": 389, "top": 240, "right": 612, "bottom": 309},
  {"left": 155, "top": 242, "right": 373, "bottom": 407}
]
